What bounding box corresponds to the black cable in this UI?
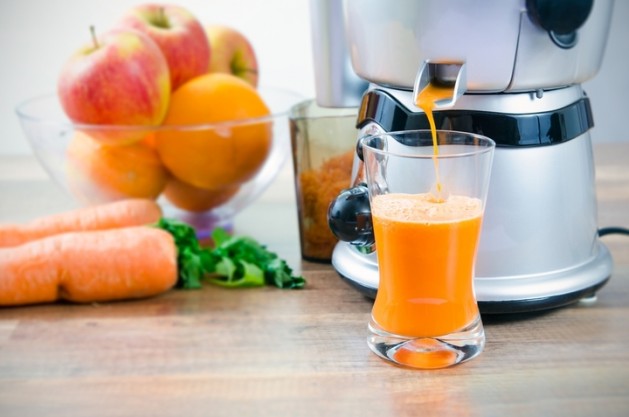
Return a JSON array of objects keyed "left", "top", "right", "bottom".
[{"left": 598, "top": 226, "right": 629, "bottom": 237}]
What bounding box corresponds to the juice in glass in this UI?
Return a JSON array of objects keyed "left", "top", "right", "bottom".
[{"left": 371, "top": 193, "right": 483, "bottom": 337}]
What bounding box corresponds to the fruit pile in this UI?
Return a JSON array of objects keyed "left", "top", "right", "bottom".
[{"left": 57, "top": 3, "right": 271, "bottom": 213}]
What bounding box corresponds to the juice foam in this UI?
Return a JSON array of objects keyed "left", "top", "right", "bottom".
[{"left": 371, "top": 193, "right": 482, "bottom": 223}]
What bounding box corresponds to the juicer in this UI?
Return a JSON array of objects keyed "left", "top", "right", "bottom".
[{"left": 311, "top": 0, "right": 616, "bottom": 313}]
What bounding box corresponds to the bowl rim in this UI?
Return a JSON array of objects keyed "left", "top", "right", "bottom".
[{"left": 15, "top": 86, "right": 304, "bottom": 132}]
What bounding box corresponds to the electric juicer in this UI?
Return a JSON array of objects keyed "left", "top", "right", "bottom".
[{"left": 311, "top": 0, "right": 616, "bottom": 313}]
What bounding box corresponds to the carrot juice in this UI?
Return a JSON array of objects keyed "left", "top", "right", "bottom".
[{"left": 371, "top": 192, "right": 483, "bottom": 338}]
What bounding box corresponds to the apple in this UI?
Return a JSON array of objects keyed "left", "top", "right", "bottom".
[
  {"left": 115, "top": 3, "right": 211, "bottom": 90},
  {"left": 205, "top": 24, "right": 259, "bottom": 87},
  {"left": 57, "top": 27, "right": 170, "bottom": 144},
  {"left": 65, "top": 131, "right": 168, "bottom": 205}
]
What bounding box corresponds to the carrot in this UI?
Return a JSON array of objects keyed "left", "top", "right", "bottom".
[
  {"left": 0, "top": 199, "right": 162, "bottom": 248},
  {"left": 0, "top": 226, "right": 177, "bottom": 306}
]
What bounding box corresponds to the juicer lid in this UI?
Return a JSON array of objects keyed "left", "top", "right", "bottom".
[{"left": 311, "top": 0, "right": 614, "bottom": 107}]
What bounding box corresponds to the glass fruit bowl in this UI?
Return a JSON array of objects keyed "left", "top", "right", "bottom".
[{"left": 15, "top": 87, "right": 302, "bottom": 239}]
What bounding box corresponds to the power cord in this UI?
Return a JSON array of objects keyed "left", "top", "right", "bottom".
[{"left": 598, "top": 226, "right": 629, "bottom": 237}]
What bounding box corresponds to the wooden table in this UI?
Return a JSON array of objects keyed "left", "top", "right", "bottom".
[{"left": 1, "top": 143, "right": 629, "bottom": 417}]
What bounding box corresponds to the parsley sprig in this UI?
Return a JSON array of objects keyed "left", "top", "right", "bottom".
[{"left": 156, "top": 218, "right": 305, "bottom": 290}]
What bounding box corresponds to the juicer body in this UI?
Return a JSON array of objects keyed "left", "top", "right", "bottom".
[
  {"left": 310, "top": 0, "right": 616, "bottom": 312},
  {"left": 332, "top": 86, "right": 613, "bottom": 312}
]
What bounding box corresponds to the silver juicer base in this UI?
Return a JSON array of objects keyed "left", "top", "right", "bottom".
[{"left": 331, "top": 241, "right": 613, "bottom": 314}]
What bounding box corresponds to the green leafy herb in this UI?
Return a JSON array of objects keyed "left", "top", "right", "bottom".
[
  {"left": 155, "top": 218, "right": 214, "bottom": 289},
  {"left": 155, "top": 219, "right": 305, "bottom": 290},
  {"left": 206, "top": 227, "right": 306, "bottom": 289}
]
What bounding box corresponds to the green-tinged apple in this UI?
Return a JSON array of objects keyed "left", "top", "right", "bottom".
[
  {"left": 205, "top": 24, "right": 259, "bottom": 87},
  {"left": 115, "top": 3, "right": 210, "bottom": 90},
  {"left": 57, "top": 27, "right": 171, "bottom": 145}
]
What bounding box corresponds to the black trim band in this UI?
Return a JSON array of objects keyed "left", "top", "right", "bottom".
[{"left": 357, "top": 89, "right": 594, "bottom": 147}]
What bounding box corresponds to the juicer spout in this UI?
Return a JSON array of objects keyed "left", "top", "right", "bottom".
[{"left": 413, "top": 61, "right": 467, "bottom": 109}]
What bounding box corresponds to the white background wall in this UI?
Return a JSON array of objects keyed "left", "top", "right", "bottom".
[{"left": 0, "top": 0, "right": 627, "bottom": 155}]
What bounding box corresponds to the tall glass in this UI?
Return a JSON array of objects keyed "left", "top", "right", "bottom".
[{"left": 363, "top": 130, "right": 495, "bottom": 369}]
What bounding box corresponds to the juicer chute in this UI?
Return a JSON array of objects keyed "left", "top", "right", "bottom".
[{"left": 413, "top": 62, "right": 467, "bottom": 109}]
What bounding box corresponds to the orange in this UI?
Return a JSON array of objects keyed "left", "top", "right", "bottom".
[
  {"left": 66, "top": 131, "right": 169, "bottom": 204},
  {"left": 163, "top": 176, "right": 240, "bottom": 212},
  {"left": 155, "top": 73, "right": 272, "bottom": 190}
]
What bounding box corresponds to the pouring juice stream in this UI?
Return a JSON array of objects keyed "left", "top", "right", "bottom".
[{"left": 415, "top": 83, "right": 457, "bottom": 200}]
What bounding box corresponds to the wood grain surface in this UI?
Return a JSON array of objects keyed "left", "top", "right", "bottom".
[{"left": 1, "top": 143, "right": 628, "bottom": 417}]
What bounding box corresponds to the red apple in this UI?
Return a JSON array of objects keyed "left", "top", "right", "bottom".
[
  {"left": 205, "top": 24, "right": 259, "bottom": 87},
  {"left": 57, "top": 27, "right": 170, "bottom": 144},
  {"left": 115, "top": 4, "right": 210, "bottom": 90}
]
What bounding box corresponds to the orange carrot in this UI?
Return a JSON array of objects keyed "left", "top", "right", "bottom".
[
  {"left": 0, "top": 199, "right": 162, "bottom": 248},
  {"left": 0, "top": 226, "right": 177, "bottom": 306}
]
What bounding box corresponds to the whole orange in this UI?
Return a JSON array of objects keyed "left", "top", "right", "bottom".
[
  {"left": 155, "top": 73, "right": 272, "bottom": 190},
  {"left": 163, "top": 176, "right": 240, "bottom": 212},
  {"left": 66, "top": 131, "right": 168, "bottom": 204}
]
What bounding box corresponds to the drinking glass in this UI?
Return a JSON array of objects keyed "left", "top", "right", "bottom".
[{"left": 362, "top": 129, "right": 495, "bottom": 369}]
